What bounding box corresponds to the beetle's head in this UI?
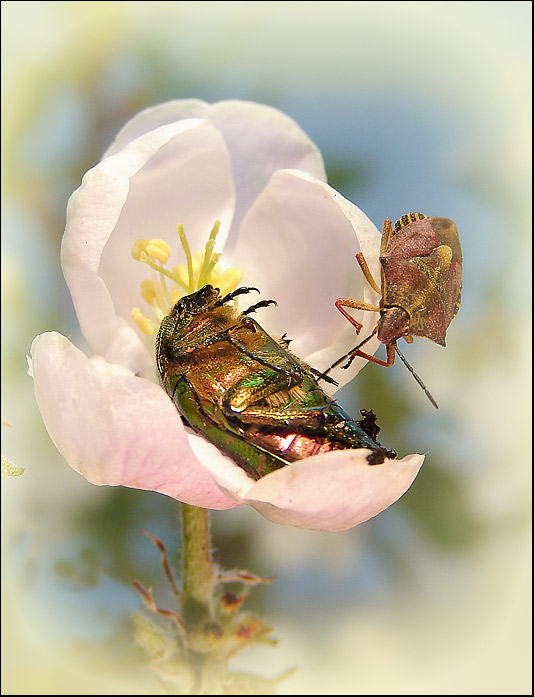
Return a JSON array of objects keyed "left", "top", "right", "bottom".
[
  {"left": 164, "top": 284, "right": 220, "bottom": 333},
  {"left": 156, "top": 285, "right": 223, "bottom": 375},
  {"left": 173, "top": 284, "right": 220, "bottom": 319}
]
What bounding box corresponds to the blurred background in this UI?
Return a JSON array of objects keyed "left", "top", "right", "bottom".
[{"left": 1, "top": 1, "right": 531, "bottom": 694}]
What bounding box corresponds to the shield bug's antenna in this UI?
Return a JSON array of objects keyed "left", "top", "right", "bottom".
[{"left": 394, "top": 344, "right": 439, "bottom": 409}]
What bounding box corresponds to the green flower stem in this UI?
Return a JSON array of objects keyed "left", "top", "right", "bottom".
[{"left": 181, "top": 503, "right": 216, "bottom": 611}]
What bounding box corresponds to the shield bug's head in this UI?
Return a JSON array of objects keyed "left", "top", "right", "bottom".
[{"left": 376, "top": 305, "right": 411, "bottom": 344}]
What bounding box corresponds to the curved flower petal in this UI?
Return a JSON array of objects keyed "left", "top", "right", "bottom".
[
  {"left": 237, "top": 450, "right": 424, "bottom": 532},
  {"left": 62, "top": 118, "right": 236, "bottom": 375},
  {"left": 231, "top": 169, "right": 382, "bottom": 386},
  {"left": 102, "top": 99, "right": 327, "bottom": 250},
  {"left": 103, "top": 99, "right": 212, "bottom": 156},
  {"left": 30, "top": 332, "right": 239, "bottom": 510}
]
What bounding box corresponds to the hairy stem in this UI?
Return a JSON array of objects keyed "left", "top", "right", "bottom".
[{"left": 181, "top": 503, "right": 215, "bottom": 610}]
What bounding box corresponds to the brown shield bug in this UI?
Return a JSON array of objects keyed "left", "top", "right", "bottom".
[{"left": 325, "top": 213, "right": 463, "bottom": 408}]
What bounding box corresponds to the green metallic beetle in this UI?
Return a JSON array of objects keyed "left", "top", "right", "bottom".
[{"left": 156, "top": 285, "right": 395, "bottom": 479}]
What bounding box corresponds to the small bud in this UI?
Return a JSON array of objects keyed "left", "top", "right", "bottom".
[{"left": 220, "top": 592, "right": 248, "bottom": 613}]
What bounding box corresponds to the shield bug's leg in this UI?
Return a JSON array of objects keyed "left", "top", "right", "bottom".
[
  {"left": 242, "top": 299, "right": 277, "bottom": 315},
  {"left": 343, "top": 339, "right": 396, "bottom": 369},
  {"left": 381, "top": 219, "right": 394, "bottom": 255},
  {"left": 319, "top": 325, "right": 380, "bottom": 381},
  {"left": 355, "top": 252, "right": 382, "bottom": 296},
  {"left": 335, "top": 298, "right": 381, "bottom": 334}
]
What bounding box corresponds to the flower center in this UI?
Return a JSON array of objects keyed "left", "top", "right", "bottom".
[{"left": 130, "top": 221, "right": 243, "bottom": 335}]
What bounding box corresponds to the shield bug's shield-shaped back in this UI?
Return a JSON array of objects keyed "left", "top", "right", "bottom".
[{"left": 326, "top": 213, "right": 463, "bottom": 408}]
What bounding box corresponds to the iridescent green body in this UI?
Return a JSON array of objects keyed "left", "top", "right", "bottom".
[{"left": 156, "top": 285, "right": 394, "bottom": 479}]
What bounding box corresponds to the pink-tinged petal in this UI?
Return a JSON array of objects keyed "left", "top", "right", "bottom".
[
  {"left": 206, "top": 101, "right": 326, "bottom": 245},
  {"left": 62, "top": 118, "right": 236, "bottom": 374},
  {"left": 187, "top": 433, "right": 254, "bottom": 498},
  {"left": 231, "top": 169, "right": 382, "bottom": 387},
  {"left": 102, "top": 99, "right": 326, "bottom": 251},
  {"left": 234, "top": 450, "right": 424, "bottom": 532},
  {"left": 30, "top": 332, "right": 239, "bottom": 510},
  {"left": 103, "top": 99, "right": 212, "bottom": 157}
]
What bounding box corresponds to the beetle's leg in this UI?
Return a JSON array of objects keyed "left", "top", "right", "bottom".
[
  {"left": 242, "top": 299, "right": 277, "bottom": 315},
  {"left": 308, "top": 366, "right": 338, "bottom": 386},
  {"left": 335, "top": 297, "right": 380, "bottom": 333},
  {"left": 223, "top": 384, "right": 340, "bottom": 431},
  {"left": 355, "top": 253, "right": 382, "bottom": 296},
  {"left": 192, "top": 317, "right": 302, "bottom": 381},
  {"left": 381, "top": 219, "right": 393, "bottom": 256},
  {"left": 229, "top": 403, "right": 331, "bottom": 427},
  {"left": 318, "top": 326, "right": 379, "bottom": 380},
  {"left": 222, "top": 367, "right": 303, "bottom": 415},
  {"left": 200, "top": 326, "right": 300, "bottom": 380},
  {"left": 216, "top": 286, "right": 260, "bottom": 306},
  {"left": 226, "top": 334, "right": 302, "bottom": 379},
  {"left": 226, "top": 401, "right": 384, "bottom": 452}
]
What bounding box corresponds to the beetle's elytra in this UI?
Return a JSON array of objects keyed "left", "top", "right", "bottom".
[{"left": 156, "top": 285, "right": 395, "bottom": 478}]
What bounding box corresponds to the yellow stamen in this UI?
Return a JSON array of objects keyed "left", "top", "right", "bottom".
[
  {"left": 130, "top": 221, "right": 243, "bottom": 338},
  {"left": 217, "top": 267, "right": 244, "bottom": 296},
  {"left": 197, "top": 221, "right": 221, "bottom": 289},
  {"left": 173, "top": 263, "right": 189, "bottom": 287},
  {"left": 131, "top": 307, "right": 154, "bottom": 335},
  {"left": 150, "top": 273, "right": 168, "bottom": 317},
  {"left": 131, "top": 238, "right": 149, "bottom": 260},
  {"left": 177, "top": 224, "right": 194, "bottom": 292},
  {"left": 140, "top": 280, "right": 156, "bottom": 304},
  {"left": 192, "top": 252, "right": 203, "bottom": 275},
  {"left": 146, "top": 238, "right": 171, "bottom": 264}
]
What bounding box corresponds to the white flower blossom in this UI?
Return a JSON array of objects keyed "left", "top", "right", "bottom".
[{"left": 30, "top": 99, "right": 423, "bottom": 531}]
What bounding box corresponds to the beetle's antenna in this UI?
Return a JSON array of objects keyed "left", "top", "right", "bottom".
[{"left": 394, "top": 344, "right": 439, "bottom": 409}]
